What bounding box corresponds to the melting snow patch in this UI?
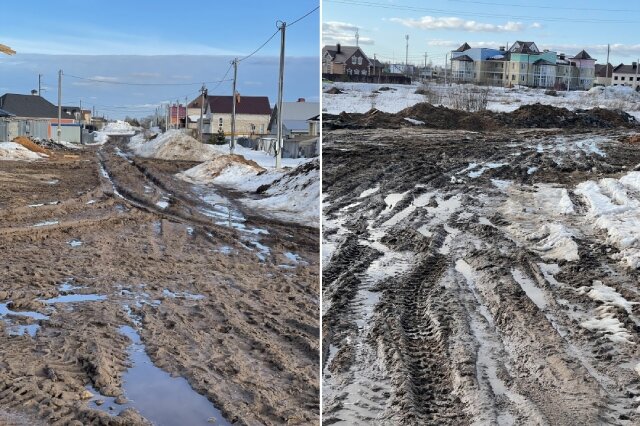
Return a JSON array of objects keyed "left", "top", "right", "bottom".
[
  {"left": 359, "top": 186, "right": 380, "bottom": 198},
  {"left": 33, "top": 220, "right": 59, "bottom": 227},
  {"left": 68, "top": 240, "right": 83, "bottom": 247},
  {"left": 511, "top": 268, "right": 548, "bottom": 309},
  {"left": 491, "top": 179, "right": 512, "bottom": 191},
  {"left": 579, "top": 281, "right": 637, "bottom": 314}
]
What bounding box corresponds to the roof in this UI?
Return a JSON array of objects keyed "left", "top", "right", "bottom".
[
  {"left": 509, "top": 41, "right": 539, "bottom": 54},
  {"left": 0, "top": 93, "right": 74, "bottom": 119},
  {"left": 0, "top": 108, "right": 14, "bottom": 117},
  {"left": 533, "top": 59, "right": 555, "bottom": 66},
  {"left": 283, "top": 120, "right": 310, "bottom": 132},
  {"left": 323, "top": 45, "right": 371, "bottom": 65},
  {"left": 268, "top": 101, "right": 320, "bottom": 132},
  {"left": 188, "top": 96, "right": 206, "bottom": 109},
  {"left": 613, "top": 63, "right": 639, "bottom": 74},
  {"left": 206, "top": 95, "right": 271, "bottom": 115},
  {"left": 595, "top": 63, "right": 613, "bottom": 77},
  {"left": 454, "top": 42, "right": 471, "bottom": 52},
  {"left": 572, "top": 50, "right": 593, "bottom": 60},
  {"left": 452, "top": 55, "right": 474, "bottom": 62}
]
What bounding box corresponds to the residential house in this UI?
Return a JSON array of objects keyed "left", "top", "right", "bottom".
[
  {"left": 595, "top": 63, "right": 614, "bottom": 86},
  {"left": 0, "top": 93, "right": 77, "bottom": 140},
  {"left": 449, "top": 41, "right": 595, "bottom": 90},
  {"left": 267, "top": 99, "right": 320, "bottom": 138},
  {"left": 203, "top": 95, "right": 271, "bottom": 138},
  {"left": 323, "top": 44, "right": 373, "bottom": 76},
  {"left": 187, "top": 95, "right": 207, "bottom": 130},
  {"left": 612, "top": 62, "right": 640, "bottom": 90}
]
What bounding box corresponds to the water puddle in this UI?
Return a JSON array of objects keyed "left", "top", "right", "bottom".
[
  {"left": 162, "top": 289, "right": 204, "bottom": 301},
  {"left": 33, "top": 220, "right": 59, "bottom": 227},
  {"left": 42, "top": 294, "right": 107, "bottom": 304},
  {"left": 68, "top": 239, "right": 83, "bottom": 247},
  {"left": 511, "top": 268, "right": 548, "bottom": 310},
  {"left": 156, "top": 197, "right": 170, "bottom": 209},
  {"left": 90, "top": 325, "right": 229, "bottom": 425},
  {"left": 249, "top": 241, "right": 270, "bottom": 262}
]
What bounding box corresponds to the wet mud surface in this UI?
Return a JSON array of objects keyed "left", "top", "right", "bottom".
[
  {"left": 0, "top": 138, "right": 319, "bottom": 425},
  {"left": 323, "top": 127, "right": 640, "bottom": 425}
]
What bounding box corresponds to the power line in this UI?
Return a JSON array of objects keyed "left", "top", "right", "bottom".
[
  {"left": 288, "top": 5, "right": 320, "bottom": 27},
  {"left": 238, "top": 5, "right": 319, "bottom": 62},
  {"left": 324, "top": 0, "right": 638, "bottom": 23},
  {"left": 64, "top": 74, "right": 233, "bottom": 86},
  {"left": 447, "top": 0, "right": 640, "bottom": 13}
]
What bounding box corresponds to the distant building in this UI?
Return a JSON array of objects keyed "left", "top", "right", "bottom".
[
  {"left": 203, "top": 95, "right": 271, "bottom": 138},
  {"left": 322, "top": 44, "right": 373, "bottom": 76},
  {"left": 0, "top": 93, "right": 77, "bottom": 139},
  {"left": 449, "top": 41, "right": 596, "bottom": 90},
  {"left": 612, "top": 62, "right": 640, "bottom": 90},
  {"left": 595, "top": 63, "right": 614, "bottom": 86},
  {"left": 268, "top": 99, "right": 320, "bottom": 138}
]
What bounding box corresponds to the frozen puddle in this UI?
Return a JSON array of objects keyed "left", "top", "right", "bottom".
[
  {"left": 162, "top": 289, "right": 204, "bottom": 301},
  {"left": 42, "top": 294, "right": 107, "bottom": 304},
  {"left": 33, "top": 220, "right": 59, "bottom": 227},
  {"left": 90, "top": 325, "right": 230, "bottom": 425},
  {"left": 0, "top": 302, "right": 48, "bottom": 337},
  {"left": 156, "top": 197, "right": 170, "bottom": 209},
  {"left": 68, "top": 239, "right": 83, "bottom": 247}
]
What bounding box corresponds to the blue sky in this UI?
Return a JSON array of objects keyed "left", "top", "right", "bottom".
[
  {"left": 0, "top": 0, "right": 319, "bottom": 118},
  {"left": 323, "top": 0, "right": 640, "bottom": 67}
]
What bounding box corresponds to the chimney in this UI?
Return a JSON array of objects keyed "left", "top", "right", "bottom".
[
  {"left": 337, "top": 43, "right": 341, "bottom": 53},
  {"left": 634, "top": 62, "right": 638, "bottom": 69},
  {"left": 297, "top": 98, "right": 305, "bottom": 102},
  {"left": 559, "top": 53, "right": 565, "bottom": 60},
  {"left": 499, "top": 46, "right": 505, "bottom": 52},
  {"left": 31, "top": 89, "right": 38, "bottom": 95}
]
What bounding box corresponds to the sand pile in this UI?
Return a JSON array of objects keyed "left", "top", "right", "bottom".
[
  {"left": 0, "top": 142, "right": 47, "bottom": 160},
  {"left": 179, "top": 154, "right": 265, "bottom": 184},
  {"left": 12, "top": 136, "right": 52, "bottom": 156},
  {"left": 131, "top": 130, "right": 218, "bottom": 161}
]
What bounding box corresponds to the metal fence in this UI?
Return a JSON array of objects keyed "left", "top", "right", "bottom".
[{"left": 0, "top": 118, "right": 49, "bottom": 141}]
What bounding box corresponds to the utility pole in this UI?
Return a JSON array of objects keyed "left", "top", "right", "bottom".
[
  {"left": 199, "top": 84, "right": 206, "bottom": 142},
  {"left": 605, "top": 44, "right": 611, "bottom": 86},
  {"left": 355, "top": 28, "right": 359, "bottom": 47},
  {"left": 444, "top": 53, "right": 448, "bottom": 86},
  {"left": 185, "top": 96, "right": 188, "bottom": 129},
  {"left": 636, "top": 58, "right": 639, "bottom": 91},
  {"left": 405, "top": 35, "right": 409, "bottom": 76},
  {"left": 38, "top": 74, "right": 42, "bottom": 96},
  {"left": 275, "top": 21, "right": 286, "bottom": 169},
  {"left": 57, "top": 70, "right": 62, "bottom": 145},
  {"left": 230, "top": 58, "right": 238, "bottom": 154}
]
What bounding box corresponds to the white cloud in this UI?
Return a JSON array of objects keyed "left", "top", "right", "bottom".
[
  {"left": 391, "top": 16, "right": 524, "bottom": 32},
  {"left": 426, "top": 40, "right": 502, "bottom": 49},
  {"left": 323, "top": 21, "right": 374, "bottom": 46},
  {"left": 530, "top": 22, "right": 543, "bottom": 29}
]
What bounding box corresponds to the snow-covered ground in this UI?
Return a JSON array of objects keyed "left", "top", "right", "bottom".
[
  {"left": 101, "top": 120, "right": 137, "bottom": 136},
  {"left": 323, "top": 81, "right": 640, "bottom": 116},
  {"left": 0, "top": 142, "right": 47, "bottom": 160},
  {"left": 129, "top": 130, "right": 218, "bottom": 161}
]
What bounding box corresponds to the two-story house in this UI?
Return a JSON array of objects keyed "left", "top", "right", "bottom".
[
  {"left": 612, "top": 62, "right": 640, "bottom": 90},
  {"left": 322, "top": 44, "right": 373, "bottom": 76},
  {"left": 203, "top": 95, "right": 271, "bottom": 138}
]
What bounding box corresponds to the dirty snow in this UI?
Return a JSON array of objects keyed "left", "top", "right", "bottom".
[
  {"left": 0, "top": 142, "right": 47, "bottom": 160},
  {"left": 130, "top": 130, "right": 218, "bottom": 161},
  {"left": 102, "top": 120, "right": 136, "bottom": 135}
]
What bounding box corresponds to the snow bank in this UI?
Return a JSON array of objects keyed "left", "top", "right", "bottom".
[
  {"left": 579, "top": 280, "right": 636, "bottom": 344},
  {"left": 89, "top": 131, "right": 109, "bottom": 145},
  {"left": 130, "top": 130, "right": 218, "bottom": 161},
  {"left": 0, "top": 142, "right": 47, "bottom": 160},
  {"left": 576, "top": 174, "right": 640, "bottom": 268},
  {"left": 501, "top": 184, "right": 578, "bottom": 261},
  {"left": 241, "top": 159, "right": 319, "bottom": 227},
  {"left": 210, "top": 144, "right": 310, "bottom": 169},
  {"left": 102, "top": 120, "right": 136, "bottom": 135}
]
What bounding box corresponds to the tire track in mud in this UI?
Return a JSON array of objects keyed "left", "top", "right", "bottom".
[{"left": 323, "top": 127, "right": 640, "bottom": 425}]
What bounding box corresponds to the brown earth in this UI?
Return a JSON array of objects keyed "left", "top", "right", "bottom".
[
  {"left": 0, "top": 138, "right": 319, "bottom": 425},
  {"left": 323, "top": 103, "right": 640, "bottom": 131},
  {"left": 12, "top": 136, "right": 52, "bottom": 156}
]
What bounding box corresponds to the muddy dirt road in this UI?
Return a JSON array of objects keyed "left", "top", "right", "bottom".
[
  {"left": 323, "top": 127, "right": 640, "bottom": 425},
  {"left": 0, "top": 138, "right": 319, "bottom": 425}
]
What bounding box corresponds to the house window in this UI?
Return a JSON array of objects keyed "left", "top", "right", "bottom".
[
  {"left": 358, "top": 57, "right": 363, "bottom": 65},
  {"left": 521, "top": 75, "right": 525, "bottom": 81},
  {"left": 512, "top": 75, "right": 515, "bottom": 80},
  {"left": 614, "top": 76, "right": 618, "bottom": 80},
  {"left": 218, "top": 117, "right": 223, "bottom": 130},
  {"left": 260, "top": 124, "right": 264, "bottom": 134},
  {"left": 352, "top": 56, "right": 357, "bottom": 64},
  {"left": 621, "top": 76, "right": 625, "bottom": 81}
]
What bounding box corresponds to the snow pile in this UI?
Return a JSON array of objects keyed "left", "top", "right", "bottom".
[
  {"left": 579, "top": 280, "right": 636, "bottom": 344},
  {"left": 102, "top": 120, "right": 136, "bottom": 135},
  {"left": 323, "top": 81, "right": 640, "bottom": 116},
  {"left": 89, "top": 131, "right": 109, "bottom": 145},
  {"left": 501, "top": 184, "right": 579, "bottom": 261},
  {"left": 209, "top": 144, "right": 311, "bottom": 169},
  {"left": 130, "top": 130, "right": 218, "bottom": 161},
  {"left": 576, "top": 174, "right": 640, "bottom": 268},
  {"left": 178, "top": 155, "right": 265, "bottom": 185},
  {"left": 0, "top": 142, "right": 47, "bottom": 160},
  {"left": 241, "top": 159, "right": 319, "bottom": 227}
]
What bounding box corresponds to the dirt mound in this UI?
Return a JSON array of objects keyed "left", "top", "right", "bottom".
[
  {"left": 325, "top": 87, "right": 345, "bottom": 94},
  {"left": 324, "top": 102, "right": 639, "bottom": 132},
  {"left": 12, "top": 136, "right": 51, "bottom": 156},
  {"left": 131, "top": 130, "right": 218, "bottom": 161},
  {"left": 623, "top": 134, "right": 640, "bottom": 144}
]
